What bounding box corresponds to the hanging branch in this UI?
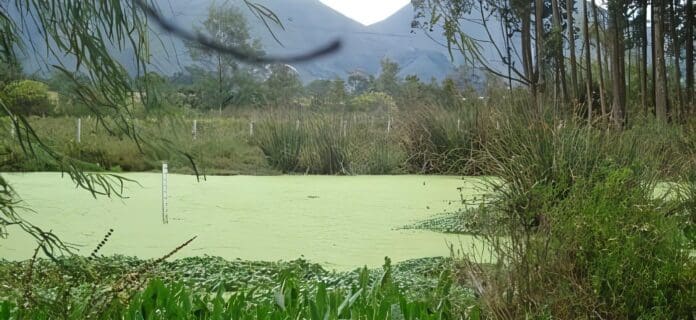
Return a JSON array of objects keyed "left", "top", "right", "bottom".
[{"left": 133, "top": 0, "right": 342, "bottom": 64}]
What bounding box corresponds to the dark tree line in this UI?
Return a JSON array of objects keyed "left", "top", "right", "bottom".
[{"left": 414, "top": 0, "right": 696, "bottom": 127}]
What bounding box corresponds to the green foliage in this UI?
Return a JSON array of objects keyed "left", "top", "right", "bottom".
[
  {"left": 401, "top": 106, "right": 480, "bottom": 174},
  {"left": 303, "top": 117, "right": 351, "bottom": 174},
  {"left": 254, "top": 118, "right": 305, "bottom": 173},
  {"left": 264, "top": 64, "right": 303, "bottom": 108},
  {"left": 0, "top": 59, "right": 22, "bottom": 87},
  {"left": 348, "top": 92, "right": 397, "bottom": 113},
  {"left": 459, "top": 109, "right": 696, "bottom": 319},
  {"left": 1, "top": 80, "right": 54, "bottom": 116},
  {"left": 0, "top": 256, "right": 477, "bottom": 319},
  {"left": 547, "top": 168, "right": 696, "bottom": 318},
  {"left": 183, "top": 3, "right": 265, "bottom": 112},
  {"left": 347, "top": 71, "right": 373, "bottom": 95},
  {"left": 0, "top": 117, "right": 273, "bottom": 175},
  {"left": 374, "top": 58, "right": 401, "bottom": 97}
]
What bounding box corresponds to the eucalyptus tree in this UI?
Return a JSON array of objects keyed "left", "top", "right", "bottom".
[
  {"left": 654, "top": 0, "right": 670, "bottom": 122},
  {"left": 686, "top": 0, "right": 695, "bottom": 113},
  {"left": 566, "top": 0, "right": 579, "bottom": 102},
  {"left": 185, "top": 2, "right": 264, "bottom": 113},
  {"left": 0, "top": 0, "right": 339, "bottom": 254},
  {"left": 412, "top": 0, "right": 538, "bottom": 105},
  {"left": 591, "top": 0, "right": 608, "bottom": 118},
  {"left": 607, "top": 0, "right": 627, "bottom": 128},
  {"left": 582, "top": 0, "right": 593, "bottom": 122}
]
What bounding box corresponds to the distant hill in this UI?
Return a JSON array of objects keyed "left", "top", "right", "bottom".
[
  {"left": 156, "top": 0, "right": 467, "bottom": 82},
  {"left": 15, "top": 0, "right": 522, "bottom": 82}
]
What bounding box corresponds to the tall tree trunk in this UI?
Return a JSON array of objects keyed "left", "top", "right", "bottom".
[
  {"left": 535, "top": 0, "right": 545, "bottom": 112},
  {"left": 686, "top": 0, "right": 694, "bottom": 115},
  {"left": 551, "top": 0, "right": 568, "bottom": 104},
  {"left": 652, "top": 4, "right": 657, "bottom": 115},
  {"left": 670, "top": 0, "right": 683, "bottom": 121},
  {"left": 583, "top": 0, "right": 594, "bottom": 124},
  {"left": 567, "top": 0, "right": 579, "bottom": 103},
  {"left": 521, "top": 8, "right": 537, "bottom": 108},
  {"left": 608, "top": 0, "right": 626, "bottom": 128},
  {"left": 654, "top": 0, "right": 670, "bottom": 122},
  {"left": 640, "top": 0, "right": 649, "bottom": 115},
  {"left": 592, "top": 0, "right": 608, "bottom": 118},
  {"left": 218, "top": 54, "right": 223, "bottom": 116}
]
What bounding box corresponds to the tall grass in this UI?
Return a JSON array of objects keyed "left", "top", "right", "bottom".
[
  {"left": 459, "top": 107, "right": 696, "bottom": 319},
  {"left": 254, "top": 117, "right": 305, "bottom": 173},
  {"left": 302, "top": 116, "right": 351, "bottom": 174},
  {"left": 254, "top": 113, "right": 405, "bottom": 174},
  {"left": 400, "top": 105, "right": 481, "bottom": 175}
]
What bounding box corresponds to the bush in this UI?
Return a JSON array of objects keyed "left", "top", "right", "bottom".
[
  {"left": 551, "top": 168, "right": 695, "bottom": 318},
  {"left": 462, "top": 107, "right": 696, "bottom": 318},
  {"left": 468, "top": 167, "right": 695, "bottom": 319},
  {"left": 302, "top": 117, "right": 351, "bottom": 174},
  {"left": 1, "top": 80, "right": 54, "bottom": 116},
  {"left": 254, "top": 118, "right": 305, "bottom": 173},
  {"left": 348, "top": 92, "right": 397, "bottom": 113},
  {"left": 400, "top": 106, "right": 479, "bottom": 174}
]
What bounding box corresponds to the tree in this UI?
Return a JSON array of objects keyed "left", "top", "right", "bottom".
[
  {"left": 608, "top": 0, "right": 627, "bottom": 128},
  {"left": 592, "top": 0, "right": 608, "bottom": 118},
  {"left": 265, "top": 64, "right": 302, "bottom": 108},
  {"left": 551, "top": 0, "right": 568, "bottom": 104},
  {"left": 639, "top": 0, "right": 649, "bottom": 114},
  {"left": 686, "top": 0, "right": 695, "bottom": 114},
  {"left": 347, "top": 71, "right": 373, "bottom": 95},
  {"left": 0, "top": 59, "right": 22, "bottom": 87},
  {"left": 375, "top": 58, "right": 401, "bottom": 97},
  {"left": 185, "top": 3, "right": 264, "bottom": 113},
  {"left": 567, "top": 0, "right": 579, "bottom": 102},
  {"left": 1, "top": 80, "right": 54, "bottom": 116},
  {"left": 668, "top": 0, "right": 684, "bottom": 118},
  {"left": 535, "top": 0, "right": 546, "bottom": 112},
  {"left": 654, "top": 0, "right": 670, "bottom": 122},
  {"left": 582, "top": 0, "right": 594, "bottom": 123}
]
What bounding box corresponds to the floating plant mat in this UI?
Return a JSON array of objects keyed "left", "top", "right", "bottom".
[{"left": 1, "top": 173, "right": 487, "bottom": 271}]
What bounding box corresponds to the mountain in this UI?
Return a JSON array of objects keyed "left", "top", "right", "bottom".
[
  {"left": 15, "top": 0, "right": 511, "bottom": 82},
  {"left": 154, "top": 0, "right": 464, "bottom": 82}
]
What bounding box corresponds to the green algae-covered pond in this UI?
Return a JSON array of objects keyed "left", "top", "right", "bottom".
[{"left": 0, "top": 173, "right": 485, "bottom": 271}]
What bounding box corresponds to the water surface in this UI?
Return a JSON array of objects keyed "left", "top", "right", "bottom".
[{"left": 1, "top": 173, "right": 485, "bottom": 270}]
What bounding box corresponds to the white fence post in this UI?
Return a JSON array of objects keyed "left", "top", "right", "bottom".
[
  {"left": 249, "top": 121, "right": 254, "bottom": 137},
  {"left": 342, "top": 120, "right": 347, "bottom": 137},
  {"left": 76, "top": 118, "right": 81, "bottom": 143},
  {"left": 162, "top": 162, "right": 168, "bottom": 224},
  {"left": 387, "top": 118, "right": 391, "bottom": 134},
  {"left": 192, "top": 119, "right": 197, "bottom": 140},
  {"left": 10, "top": 116, "right": 16, "bottom": 138},
  {"left": 457, "top": 118, "right": 461, "bottom": 132},
  {"left": 296, "top": 119, "right": 300, "bottom": 130}
]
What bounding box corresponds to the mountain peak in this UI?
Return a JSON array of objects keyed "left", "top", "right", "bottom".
[{"left": 318, "top": 0, "right": 410, "bottom": 26}]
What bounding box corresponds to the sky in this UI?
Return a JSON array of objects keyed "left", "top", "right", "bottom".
[{"left": 318, "top": 0, "right": 411, "bottom": 25}]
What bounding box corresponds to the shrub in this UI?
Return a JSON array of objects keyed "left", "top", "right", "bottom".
[
  {"left": 1, "top": 80, "right": 54, "bottom": 116},
  {"left": 302, "top": 117, "right": 351, "bottom": 174},
  {"left": 254, "top": 118, "right": 305, "bottom": 173},
  {"left": 463, "top": 108, "right": 695, "bottom": 318},
  {"left": 400, "top": 106, "right": 479, "bottom": 174},
  {"left": 348, "top": 92, "right": 397, "bottom": 113}
]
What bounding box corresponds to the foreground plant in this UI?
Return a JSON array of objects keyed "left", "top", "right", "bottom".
[
  {"left": 0, "top": 257, "right": 479, "bottom": 319},
  {"left": 461, "top": 113, "right": 696, "bottom": 319}
]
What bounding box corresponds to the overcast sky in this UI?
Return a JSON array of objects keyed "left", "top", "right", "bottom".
[{"left": 318, "top": 0, "right": 410, "bottom": 25}]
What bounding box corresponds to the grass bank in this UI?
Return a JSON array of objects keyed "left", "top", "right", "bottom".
[{"left": 2, "top": 108, "right": 692, "bottom": 178}]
